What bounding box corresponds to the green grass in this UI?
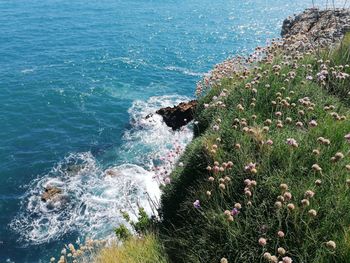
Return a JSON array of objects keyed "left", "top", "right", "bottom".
[
  {"left": 95, "top": 234, "right": 168, "bottom": 263},
  {"left": 160, "top": 36, "right": 350, "bottom": 263}
]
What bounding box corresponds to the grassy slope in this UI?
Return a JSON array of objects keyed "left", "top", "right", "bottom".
[
  {"left": 160, "top": 35, "right": 350, "bottom": 263},
  {"left": 95, "top": 234, "right": 168, "bottom": 263}
]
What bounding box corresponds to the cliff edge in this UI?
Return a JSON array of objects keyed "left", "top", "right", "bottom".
[{"left": 282, "top": 8, "right": 350, "bottom": 45}]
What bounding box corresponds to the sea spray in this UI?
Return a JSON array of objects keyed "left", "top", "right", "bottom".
[{"left": 10, "top": 95, "right": 193, "bottom": 246}]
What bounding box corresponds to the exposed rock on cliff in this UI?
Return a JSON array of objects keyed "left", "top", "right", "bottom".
[
  {"left": 156, "top": 100, "right": 197, "bottom": 130},
  {"left": 282, "top": 8, "right": 350, "bottom": 45}
]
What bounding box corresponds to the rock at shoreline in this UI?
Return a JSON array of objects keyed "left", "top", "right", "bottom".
[
  {"left": 156, "top": 100, "right": 197, "bottom": 130},
  {"left": 41, "top": 186, "right": 62, "bottom": 202},
  {"left": 281, "top": 8, "right": 350, "bottom": 45}
]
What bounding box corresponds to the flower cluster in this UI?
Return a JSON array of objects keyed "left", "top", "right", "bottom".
[
  {"left": 51, "top": 238, "right": 105, "bottom": 263},
  {"left": 189, "top": 27, "right": 350, "bottom": 263},
  {"left": 286, "top": 138, "right": 298, "bottom": 148}
]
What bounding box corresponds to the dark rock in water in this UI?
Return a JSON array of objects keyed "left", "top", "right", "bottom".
[
  {"left": 145, "top": 113, "right": 153, "bottom": 119},
  {"left": 281, "top": 8, "right": 350, "bottom": 46},
  {"left": 66, "top": 164, "right": 85, "bottom": 175},
  {"left": 41, "top": 186, "right": 62, "bottom": 202},
  {"left": 104, "top": 168, "right": 121, "bottom": 177},
  {"left": 156, "top": 100, "right": 197, "bottom": 130}
]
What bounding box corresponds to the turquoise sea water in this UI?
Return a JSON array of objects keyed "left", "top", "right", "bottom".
[{"left": 0, "top": 0, "right": 346, "bottom": 262}]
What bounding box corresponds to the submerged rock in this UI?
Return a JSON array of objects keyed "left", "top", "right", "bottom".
[
  {"left": 281, "top": 8, "right": 350, "bottom": 45},
  {"left": 156, "top": 100, "right": 197, "bottom": 130},
  {"left": 104, "top": 168, "right": 121, "bottom": 177},
  {"left": 66, "top": 164, "right": 85, "bottom": 175},
  {"left": 41, "top": 186, "right": 62, "bottom": 202},
  {"left": 145, "top": 113, "right": 153, "bottom": 119}
]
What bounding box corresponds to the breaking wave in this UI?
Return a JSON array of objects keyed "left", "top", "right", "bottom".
[
  {"left": 10, "top": 95, "right": 193, "bottom": 245},
  {"left": 164, "top": 66, "right": 205, "bottom": 77}
]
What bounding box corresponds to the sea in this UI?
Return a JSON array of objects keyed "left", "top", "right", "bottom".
[{"left": 0, "top": 0, "right": 346, "bottom": 262}]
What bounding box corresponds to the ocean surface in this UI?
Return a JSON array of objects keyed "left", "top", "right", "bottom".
[{"left": 0, "top": 0, "right": 347, "bottom": 262}]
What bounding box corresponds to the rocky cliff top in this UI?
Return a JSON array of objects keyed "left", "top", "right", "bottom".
[{"left": 282, "top": 8, "right": 350, "bottom": 46}]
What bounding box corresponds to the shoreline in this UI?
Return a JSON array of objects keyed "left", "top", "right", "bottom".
[
  {"left": 5, "top": 5, "right": 350, "bottom": 263},
  {"left": 52, "top": 7, "right": 350, "bottom": 262}
]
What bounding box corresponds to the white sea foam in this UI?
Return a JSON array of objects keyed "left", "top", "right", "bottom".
[
  {"left": 10, "top": 95, "right": 193, "bottom": 245},
  {"left": 20, "top": 68, "right": 35, "bottom": 74},
  {"left": 164, "top": 66, "right": 205, "bottom": 77}
]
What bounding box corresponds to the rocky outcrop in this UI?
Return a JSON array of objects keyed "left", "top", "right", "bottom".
[
  {"left": 41, "top": 186, "right": 62, "bottom": 202},
  {"left": 281, "top": 8, "right": 350, "bottom": 45},
  {"left": 156, "top": 100, "right": 197, "bottom": 130}
]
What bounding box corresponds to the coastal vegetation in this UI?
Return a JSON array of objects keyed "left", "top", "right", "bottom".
[
  {"left": 95, "top": 234, "right": 168, "bottom": 263},
  {"left": 159, "top": 31, "right": 350, "bottom": 262},
  {"left": 53, "top": 9, "right": 350, "bottom": 263}
]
